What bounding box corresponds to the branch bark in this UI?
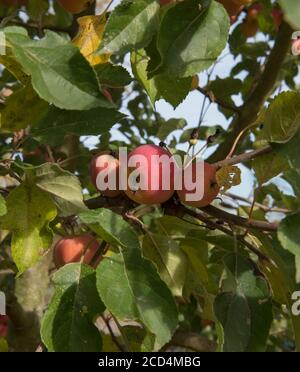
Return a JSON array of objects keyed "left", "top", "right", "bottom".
[
  {"left": 213, "top": 145, "right": 272, "bottom": 168},
  {"left": 208, "top": 22, "right": 293, "bottom": 163},
  {"left": 166, "top": 331, "right": 216, "bottom": 352},
  {"left": 197, "top": 87, "right": 240, "bottom": 113}
]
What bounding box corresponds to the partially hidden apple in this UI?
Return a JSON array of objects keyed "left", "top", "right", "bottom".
[
  {"left": 0, "top": 315, "right": 9, "bottom": 338},
  {"left": 54, "top": 234, "right": 101, "bottom": 268},
  {"left": 90, "top": 152, "right": 122, "bottom": 198},
  {"left": 57, "top": 0, "right": 94, "bottom": 14},
  {"left": 272, "top": 7, "right": 283, "bottom": 30},
  {"left": 177, "top": 161, "right": 220, "bottom": 208},
  {"left": 218, "top": 0, "right": 243, "bottom": 17},
  {"left": 125, "top": 144, "right": 175, "bottom": 205},
  {"left": 160, "top": 0, "right": 174, "bottom": 5},
  {"left": 1, "top": 0, "right": 28, "bottom": 5}
]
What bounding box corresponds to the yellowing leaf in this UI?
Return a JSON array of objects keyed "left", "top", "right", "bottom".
[
  {"left": 73, "top": 15, "right": 110, "bottom": 66},
  {"left": 0, "top": 184, "right": 57, "bottom": 274},
  {"left": 216, "top": 166, "right": 241, "bottom": 193},
  {"left": 0, "top": 338, "right": 8, "bottom": 352}
]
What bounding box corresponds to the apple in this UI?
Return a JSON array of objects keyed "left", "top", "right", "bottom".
[
  {"left": 218, "top": 0, "right": 243, "bottom": 18},
  {"left": 0, "top": 315, "right": 9, "bottom": 338},
  {"left": 272, "top": 7, "right": 283, "bottom": 29},
  {"left": 190, "top": 75, "right": 199, "bottom": 91},
  {"left": 125, "top": 144, "right": 175, "bottom": 205},
  {"left": 232, "top": 0, "right": 253, "bottom": 5},
  {"left": 53, "top": 234, "right": 101, "bottom": 269},
  {"left": 90, "top": 152, "right": 122, "bottom": 198},
  {"left": 177, "top": 161, "right": 220, "bottom": 208},
  {"left": 241, "top": 17, "right": 259, "bottom": 37},
  {"left": 103, "top": 89, "right": 114, "bottom": 104},
  {"left": 57, "top": 0, "right": 94, "bottom": 14},
  {"left": 248, "top": 3, "right": 263, "bottom": 18},
  {"left": 1, "top": 0, "right": 28, "bottom": 5},
  {"left": 160, "top": 0, "right": 174, "bottom": 5}
]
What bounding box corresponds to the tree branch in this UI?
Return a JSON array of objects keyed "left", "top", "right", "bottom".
[
  {"left": 171, "top": 204, "right": 271, "bottom": 262},
  {"left": 208, "top": 22, "right": 293, "bottom": 163},
  {"left": 201, "top": 204, "right": 278, "bottom": 232},
  {"left": 213, "top": 145, "right": 272, "bottom": 168},
  {"left": 166, "top": 331, "right": 216, "bottom": 352},
  {"left": 197, "top": 87, "right": 241, "bottom": 113}
]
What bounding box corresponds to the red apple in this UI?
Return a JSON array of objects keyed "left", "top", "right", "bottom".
[
  {"left": 0, "top": 315, "right": 9, "bottom": 338},
  {"left": 53, "top": 234, "right": 101, "bottom": 269},
  {"left": 125, "top": 144, "right": 175, "bottom": 205},
  {"left": 57, "top": 0, "right": 94, "bottom": 14},
  {"left": 0, "top": 0, "right": 28, "bottom": 6},
  {"left": 272, "top": 7, "right": 283, "bottom": 29},
  {"left": 218, "top": 0, "right": 243, "bottom": 17},
  {"left": 160, "top": 0, "right": 174, "bottom": 6},
  {"left": 177, "top": 161, "right": 220, "bottom": 208},
  {"left": 90, "top": 152, "right": 122, "bottom": 198}
]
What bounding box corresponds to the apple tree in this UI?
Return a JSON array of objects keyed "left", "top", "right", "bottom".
[{"left": 0, "top": 0, "right": 300, "bottom": 352}]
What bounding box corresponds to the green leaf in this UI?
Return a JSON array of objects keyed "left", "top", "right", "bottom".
[
  {"left": 0, "top": 194, "right": 6, "bottom": 217},
  {"left": 278, "top": 212, "right": 300, "bottom": 260},
  {"left": 214, "top": 254, "right": 272, "bottom": 352},
  {"left": 156, "top": 118, "right": 187, "bottom": 141},
  {"left": 252, "top": 151, "right": 289, "bottom": 184},
  {"left": 94, "top": 63, "right": 133, "bottom": 87},
  {"left": 255, "top": 232, "right": 300, "bottom": 351},
  {"left": 262, "top": 91, "right": 300, "bottom": 143},
  {"left": 30, "top": 163, "right": 88, "bottom": 217},
  {"left": 0, "top": 83, "right": 48, "bottom": 132},
  {"left": 79, "top": 209, "right": 178, "bottom": 350},
  {"left": 273, "top": 128, "right": 300, "bottom": 174},
  {"left": 225, "top": 254, "right": 272, "bottom": 352},
  {"left": 32, "top": 106, "right": 125, "bottom": 146},
  {"left": 97, "top": 0, "right": 160, "bottom": 56},
  {"left": 131, "top": 49, "right": 192, "bottom": 107},
  {"left": 41, "top": 263, "right": 105, "bottom": 352},
  {"left": 150, "top": 0, "right": 230, "bottom": 78},
  {"left": 279, "top": 0, "right": 300, "bottom": 29},
  {"left": 131, "top": 49, "right": 159, "bottom": 104},
  {"left": 0, "top": 338, "right": 8, "bottom": 352},
  {"left": 4, "top": 27, "right": 112, "bottom": 110},
  {"left": 214, "top": 292, "right": 251, "bottom": 352},
  {"left": 142, "top": 233, "right": 188, "bottom": 297},
  {"left": 0, "top": 184, "right": 57, "bottom": 274}
]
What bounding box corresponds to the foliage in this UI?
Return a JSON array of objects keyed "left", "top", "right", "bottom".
[{"left": 0, "top": 0, "right": 300, "bottom": 352}]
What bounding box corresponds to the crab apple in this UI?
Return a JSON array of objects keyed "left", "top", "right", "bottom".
[
  {"left": 248, "top": 3, "right": 263, "bottom": 17},
  {"left": 218, "top": 0, "right": 243, "bottom": 18},
  {"left": 0, "top": 315, "right": 9, "bottom": 338},
  {"left": 191, "top": 75, "right": 199, "bottom": 91},
  {"left": 1, "top": 0, "right": 28, "bottom": 5},
  {"left": 54, "top": 234, "right": 101, "bottom": 269},
  {"left": 103, "top": 89, "right": 114, "bottom": 104},
  {"left": 272, "top": 7, "right": 283, "bottom": 29},
  {"left": 232, "top": 0, "right": 253, "bottom": 5},
  {"left": 160, "top": 0, "right": 174, "bottom": 5},
  {"left": 90, "top": 152, "right": 122, "bottom": 198},
  {"left": 241, "top": 17, "right": 258, "bottom": 37},
  {"left": 57, "top": 0, "right": 94, "bottom": 14},
  {"left": 125, "top": 144, "right": 175, "bottom": 205},
  {"left": 177, "top": 161, "right": 220, "bottom": 208}
]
